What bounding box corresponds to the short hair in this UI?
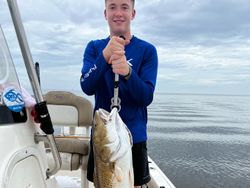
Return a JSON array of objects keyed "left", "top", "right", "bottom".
[{"left": 105, "top": 0, "right": 135, "bottom": 7}]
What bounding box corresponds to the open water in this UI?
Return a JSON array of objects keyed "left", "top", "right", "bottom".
[
  {"left": 147, "top": 93, "right": 250, "bottom": 188},
  {"left": 71, "top": 91, "right": 250, "bottom": 187}
]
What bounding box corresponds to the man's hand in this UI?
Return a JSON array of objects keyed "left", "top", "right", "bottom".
[
  {"left": 110, "top": 53, "right": 130, "bottom": 76},
  {"left": 103, "top": 36, "right": 130, "bottom": 63}
]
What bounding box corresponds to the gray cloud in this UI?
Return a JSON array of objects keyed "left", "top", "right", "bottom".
[
  {"left": 50, "top": 0, "right": 105, "bottom": 25},
  {"left": 134, "top": 0, "right": 250, "bottom": 43},
  {"left": 0, "top": 0, "right": 249, "bottom": 95}
]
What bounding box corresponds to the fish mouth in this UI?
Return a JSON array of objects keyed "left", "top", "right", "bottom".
[
  {"left": 93, "top": 108, "right": 131, "bottom": 163},
  {"left": 93, "top": 109, "right": 114, "bottom": 162},
  {"left": 93, "top": 110, "right": 100, "bottom": 125}
]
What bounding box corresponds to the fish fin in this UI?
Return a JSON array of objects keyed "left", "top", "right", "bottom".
[{"left": 114, "top": 165, "right": 123, "bottom": 182}]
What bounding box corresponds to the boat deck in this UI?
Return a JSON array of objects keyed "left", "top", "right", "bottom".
[{"left": 55, "top": 157, "right": 175, "bottom": 188}]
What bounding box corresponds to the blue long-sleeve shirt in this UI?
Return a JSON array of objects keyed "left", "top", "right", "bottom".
[{"left": 80, "top": 36, "right": 158, "bottom": 143}]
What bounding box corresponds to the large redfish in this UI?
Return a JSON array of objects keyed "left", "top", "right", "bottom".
[{"left": 93, "top": 108, "right": 134, "bottom": 188}]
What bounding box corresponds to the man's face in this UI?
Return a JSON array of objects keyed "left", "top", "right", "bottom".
[{"left": 105, "top": 0, "right": 135, "bottom": 36}]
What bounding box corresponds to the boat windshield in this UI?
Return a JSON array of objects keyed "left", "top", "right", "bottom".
[{"left": 0, "top": 26, "right": 27, "bottom": 125}]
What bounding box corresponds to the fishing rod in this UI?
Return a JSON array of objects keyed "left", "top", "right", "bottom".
[{"left": 35, "top": 62, "right": 40, "bottom": 86}]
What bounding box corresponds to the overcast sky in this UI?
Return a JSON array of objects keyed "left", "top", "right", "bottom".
[{"left": 0, "top": 0, "right": 250, "bottom": 96}]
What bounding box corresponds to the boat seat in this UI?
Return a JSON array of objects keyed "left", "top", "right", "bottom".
[
  {"left": 43, "top": 91, "right": 93, "bottom": 171},
  {"left": 45, "top": 138, "right": 89, "bottom": 170},
  {"left": 54, "top": 137, "right": 89, "bottom": 155}
]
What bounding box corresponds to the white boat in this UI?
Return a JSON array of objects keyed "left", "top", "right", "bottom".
[{"left": 0, "top": 0, "right": 176, "bottom": 187}]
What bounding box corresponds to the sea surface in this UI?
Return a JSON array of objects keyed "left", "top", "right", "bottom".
[{"left": 147, "top": 93, "right": 250, "bottom": 188}]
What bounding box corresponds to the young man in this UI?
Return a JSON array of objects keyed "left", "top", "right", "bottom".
[{"left": 80, "top": 0, "right": 158, "bottom": 187}]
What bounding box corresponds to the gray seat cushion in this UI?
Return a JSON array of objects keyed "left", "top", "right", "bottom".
[{"left": 55, "top": 137, "right": 89, "bottom": 155}]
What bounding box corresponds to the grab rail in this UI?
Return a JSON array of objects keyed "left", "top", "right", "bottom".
[{"left": 7, "top": 0, "right": 61, "bottom": 177}]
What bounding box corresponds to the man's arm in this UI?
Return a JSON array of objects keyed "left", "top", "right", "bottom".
[
  {"left": 122, "top": 45, "right": 158, "bottom": 107},
  {"left": 80, "top": 41, "right": 108, "bottom": 96}
]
